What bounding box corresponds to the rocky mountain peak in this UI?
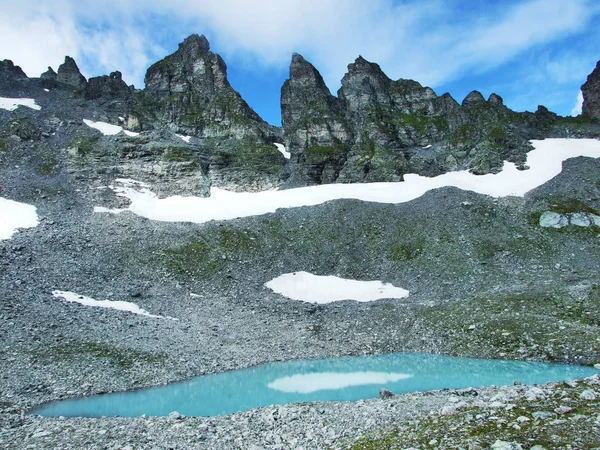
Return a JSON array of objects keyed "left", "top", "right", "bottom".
[
  {"left": 582, "top": 60, "right": 600, "bottom": 119},
  {"left": 462, "top": 90, "right": 486, "bottom": 106},
  {"left": 144, "top": 34, "right": 231, "bottom": 101},
  {"left": 178, "top": 34, "right": 211, "bottom": 56},
  {"left": 57, "top": 56, "right": 87, "bottom": 89},
  {"left": 346, "top": 55, "right": 386, "bottom": 77},
  {"left": 488, "top": 93, "right": 504, "bottom": 106},
  {"left": 0, "top": 59, "right": 27, "bottom": 80},
  {"left": 281, "top": 53, "right": 340, "bottom": 130}
]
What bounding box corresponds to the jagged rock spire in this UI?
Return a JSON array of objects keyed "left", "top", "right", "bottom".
[
  {"left": 41, "top": 66, "right": 57, "bottom": 81},
  {"left": 57, "top": 56, "right": 87, "bottom": 89},
  {"left": 0, "top": 59, "right": 28, "bottom": 80}
]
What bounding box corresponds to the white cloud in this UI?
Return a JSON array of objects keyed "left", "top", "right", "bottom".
[
  {"left": 0, "top": 0, "right": 80, "bottom": 77},
  {"left": 0, "top": 0, "right": 597, "bottom": 97},
  {"left": 571, "top": 91, "right": 584, "bottom": 116}
]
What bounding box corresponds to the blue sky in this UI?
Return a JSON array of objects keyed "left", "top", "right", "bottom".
[{"left": 1, "top": 0, "right": 599, "bottom": 125}]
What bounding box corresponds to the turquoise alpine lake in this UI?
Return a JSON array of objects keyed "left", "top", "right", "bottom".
[{"left": 30, "top": 353, "right": 599, "bottom": 418}]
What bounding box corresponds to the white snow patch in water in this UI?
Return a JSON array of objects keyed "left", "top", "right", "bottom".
[
  {"left": 0, "top": 197, "right": 39, "bottom": 240},
  {"left": 93, "top": 140, "right": 600, "bottom": 224},
  {"left": 52, "top": 290, "right": 177, "bottom": 320},
  {"left": 268, "top": 371, "right": 413, "bottom": 393},
  {"left": 0, "top": 97, "right": 41, "bottom": 111},
  {"left": 83, "top": 119, "right": 139, "bottom": 137},
  {"left": 176, "top": 134, "right": 192, "bottom": 143},
  {"left": 274, "top": 143, "right": 290, "bottom": 159},
  {"left": 265, "top": 272, "right": 409, "bottom": 303}
]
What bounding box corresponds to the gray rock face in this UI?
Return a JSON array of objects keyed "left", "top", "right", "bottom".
[
  {"left": 0, "top": 59, "right": 27, "bottom": 80},
  {"left": 582, "top": 61, "right": 600, "bottom": 119},
  {"left": 138, "top": 34, "right": 286, "bottom": 191},
  {"left": 280, "top": 53, "right": 559, "bottom": 186},
  {"left": 57, "top": 56, "right": 87, "bottom": 89}
]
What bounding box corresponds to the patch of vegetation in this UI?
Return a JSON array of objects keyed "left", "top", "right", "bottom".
[
  {"left": 213, "top": 143, "right": 286, "bottom": 176},
  {"left": 346, "top": 383, "right": 600, "bottom": 450},
  {"left": 34, "top": 342, "right": 167, "bottom": 369},
  {"left": 418, "top": 287, "right": 600, "bottom": 363},
  {"left": 68, "top": 135, "right": 100, "bottom": 156},
  {"left": 0, "top": 137, "right": 9, "bottom": 152},
  {"left": 561, "top": 114, "right": 599, "bottom": 126},
  {"left": 162, "top": 240, "right": 225, "bottom": 278},
  {"left": 6, "top": 117, "right": 40, "bottom": 140},
  {"left": 388, "top": 241, "right": 423, "bottom": 261},
  {"left": 305, "top": 144, "right": 345, "bottom": 163},
  {"left": 450, "top": 123, "right": 477, "bottom": 145},
  {"left": 217, "top": 228, "right": 256, "bottom": 253},
  {"left": 487, "top": 126, "right": 509, "bottom": 148},
  {"left": 547, "top": 197, "right": 600, "bottom": 215},
  {"left": 36, "top": 156, "right": 58, "bottom": 175},
  {"left": 474, "top": 238, "right": 505, "bottom": 259},
  {"left": 164, "top": 146, "right": 198, "bottom": 163}
]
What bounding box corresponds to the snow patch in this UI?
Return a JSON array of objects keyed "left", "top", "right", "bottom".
[
  {"left": 0, "top": 197, "right": 39, "bottom": 240},
  {"left": 268, "top": 372, "right": 413, "bottom": 393},
  {"left": 52, "top": 290, "right": 177, "bottom": 320},
  {"left": 176, "top": 134, "right": 192, "bottom": 143},
  {"left": 274, "top": 143, "right": 290, "bottom": 159},
  {"left": 94, "top": 140, "right": 600, "bottom": 225},
  {"left": 265, "top": 272, "right": 409, "bottom": 303},
  {"left": 83, "top": 119, "right": 139, "bottom": 137},
  {"left": 0, "top": 97, "right": 41, "bottom": 111}
]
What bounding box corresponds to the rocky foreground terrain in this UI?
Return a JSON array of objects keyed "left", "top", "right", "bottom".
[{"left": 1, "top": 35, "right": 600, "bottom": 449}]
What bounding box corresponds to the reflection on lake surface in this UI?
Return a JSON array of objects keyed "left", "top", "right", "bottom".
[{"left": 30, "top": 353, "right": 599, "bottom": 417}]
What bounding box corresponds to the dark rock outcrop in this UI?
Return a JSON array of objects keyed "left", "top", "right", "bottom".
[
  {"left": 582, "top": 61, "right": 600, "bottom": 119},
  {"left": 281, "top": 54, "right": 350, "bottom": 185},
  {"left": 85, "top": 71, "right": 131, "bottom": 100},
  {"left": 57, "top": 56, "right": 87, "bottom": 89},
  {"left": 0, "top": 59, "right": 27, "bottom": 81},
  {"left": 40, "top": 67, "right": 57, "bottom": 81}
]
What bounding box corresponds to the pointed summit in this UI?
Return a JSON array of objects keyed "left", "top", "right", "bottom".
[
  {"left": 144, "top": 34, "right": 231, "bottom": 100},
  {"left": 281, "top": 53, "right": 339, "bottom": 129},
  {"left": 346, "top": 55, "right": 386, "bottom": 77},
  {"left": 57, "top": 56, "right": 87, "bottom": 89},
  {"left": 462, "top": 90, "right": 486, "bottom": 106},
  {"left": 177, "top": 34, "right": 211, "bottom": 56}
]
